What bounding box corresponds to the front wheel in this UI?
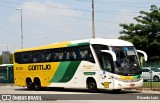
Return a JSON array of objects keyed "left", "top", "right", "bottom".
[
  {"left": 112, "top": 89, "right": 121, "bottom": 93},
  {"left": 87, "top": 79, "right": 97, "bottom": 93}
]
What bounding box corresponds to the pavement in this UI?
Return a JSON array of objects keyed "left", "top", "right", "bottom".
[{"left": 0, "top": 85, "right": 159, "bottom": 103}]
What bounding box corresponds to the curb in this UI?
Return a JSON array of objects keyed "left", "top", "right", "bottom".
[
  {"left": 0, "top": 83, "right": 14, "bottom": 86},
  {"left": 125, "top": 88, "right": 160, "bottom": 91}
]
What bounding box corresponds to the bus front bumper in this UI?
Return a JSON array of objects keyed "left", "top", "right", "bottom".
[{"left": 113, "top": 78, "right": 143, "bottom": 89}]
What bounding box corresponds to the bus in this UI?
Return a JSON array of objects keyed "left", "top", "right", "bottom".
[
  {"left": 0, "top": 64, "right": 14, "bottom": 83},
  {"left": 13, "top": 38, "right": 147, "bottom": 92}
]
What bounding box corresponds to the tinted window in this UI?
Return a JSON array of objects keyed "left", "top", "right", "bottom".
[
  {"left": 66, "top": 47, "right": 77, "bottom": 61},
  {"left": 21, "top": 52, "right": 31, "bottom": 63},
  {"left": 92, "top": 44, "right": 110, "bottom": 68},
  {"left": 31, "top": 51, "right": 41, "bottom": 63},
  {"left": 79, "top": 46, "right": 95, "bottom": 63},
  {"left": 53, "top": 49, "right": 65, "bottom": 61},
  {"left": 101, "top": 53, "right": 112, "bottom": 72},
  {"left": 14, "top": 45, "right": 95, "bottom": 63},
  {"left": 142, "top": 69, "right": 146, "bottom": 72},
  {"left": 14, "top": 53, "right": 22, "bottom": 63},
  {"left": 142, "top": 69, "right": 151, "bottom": 72},
  {"left": 146, "top": 69, "right": 151, "bottom": 72}
]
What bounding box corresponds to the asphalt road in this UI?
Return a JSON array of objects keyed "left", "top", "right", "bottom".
[{"left": 0, "top": 85, "right": 160, "bottom": 103}]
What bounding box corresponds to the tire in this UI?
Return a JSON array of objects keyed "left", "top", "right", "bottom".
[
  {"left": 34, "top": 78, "right": 41, "bottom": 91},
  {"left": 154, "top": 76, "right": 160, "bottom": 82},
  {"left": 143, "top": 79, "right": 147, "bottom": 82},
  {"left": 112, "top": 89, "right": 121, "bottom": 93},
  {"left": 26, "top": 79, "right": 33, "bottom": 90},
  {"left": 87, "top": 79, "right": 97, "bottom": 93}
]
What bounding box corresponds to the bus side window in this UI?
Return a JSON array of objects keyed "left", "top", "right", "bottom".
[
  {"left": 14, "top": 53, "right": 22, "bottom": 64},
  {"left": 32, "top": 51, "right": 41, "bottom": 63},
  {"left": 66, "top": 47, "right": 77, "bottom": 61},
  {"left": 79, "top": 46, "right": 95, "bottom": 63},
  {"left": 53, "top": 49, "right": 65, "bottom": 61},
  {"left": 22, "top": 53, "right": 30, "bottom": 63},
  {"left": 92, "top": 44, "right": 112, "bottom": 71},
  {"left": 101, "top": 53, "right": 112, "bottom": 72},
  {"left": 40, "top": 52, "right": 46, "bottom": 62},
  {"left": 45, "top": 52, "right": 52, "bottom": 62}
]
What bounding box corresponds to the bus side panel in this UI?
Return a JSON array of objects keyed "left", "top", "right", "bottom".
[
  {"left": 48, "top": 61, "right": 84, "bottom": 88},
  {"left": 14, "top": 62, "right": 60, "bottom": 87},
  {"left": 48, "top": 61, "right": 100, "bottom": 88}
]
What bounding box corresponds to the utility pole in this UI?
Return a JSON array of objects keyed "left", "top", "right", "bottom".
[
  {"left": 16, "top": 8, "right": 23, "bottom": 49},
  {"left": 92, "top": 0, "right": 95, "bottom": 38}
]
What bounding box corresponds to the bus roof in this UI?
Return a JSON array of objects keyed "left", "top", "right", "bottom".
[
  {"left": 0, "top": 64, "right": 13, "bottom": 67},
  {"left": 14, "top": 38, "right": 133, "bottom": 52}
]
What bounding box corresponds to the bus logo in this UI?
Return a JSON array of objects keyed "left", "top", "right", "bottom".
[
  {"left": 130, "top": 84, "right": 135, "bottom": 87},
  {"left": 2, "top": 95, "right": 11, "bottom": 101}
]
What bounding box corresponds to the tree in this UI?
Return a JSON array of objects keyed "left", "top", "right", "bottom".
[
  {"left": 10, "top": 54, "right": 13, "bottom": 64},
  {"left": 119, "top": 5, "right": 160, "bottom": 59}
]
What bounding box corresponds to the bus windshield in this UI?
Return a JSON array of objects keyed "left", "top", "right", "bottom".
[{"left": 112, "top": 46, "right": 141, "bottom": 76}]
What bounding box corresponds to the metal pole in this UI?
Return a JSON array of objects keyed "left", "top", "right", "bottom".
[
  {"left": 20, "top": 9, "right": 23, "bottom": 49},
  {"left": 92, "top": 0, "right": 95, "bottom": 38},
  {"left": 16, "top": 8, "right": 23, "bottom": 49}
]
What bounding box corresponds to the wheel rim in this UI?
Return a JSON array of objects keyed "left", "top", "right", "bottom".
[
  {"left": 154, "top": 77, "right": 159, "bottom": 82},
  {"left": 34, "top": 81, "right": 41, "bottom": 90},
  {"left": 26, "top": 81, "right": 32, "bottom": 90},
  {"left": 35, "top": 83, "right": 39, "bottom": 89},
  {"left": 90, "top": 83, "right": 96, "bottom": 89}
]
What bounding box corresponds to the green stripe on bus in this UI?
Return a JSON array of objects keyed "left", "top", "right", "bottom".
[
  {"left": 59, "top": 61, "right": 81, "bottom": 82},
  {"left": 68, "top": 42, "right": 89, "bottom": 47},
  {"left": 50, "top": 62, "right": 70, "bottom": 82},
  {"left": 133, "top": 74, "right": 141, "bottom": 79}
]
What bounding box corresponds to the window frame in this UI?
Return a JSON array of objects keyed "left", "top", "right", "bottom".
[{"left": 14, "top": 44, "right": 96, "bottom": 64}]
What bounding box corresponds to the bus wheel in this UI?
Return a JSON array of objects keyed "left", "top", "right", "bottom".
[
  {"left": 34, "top": 78, "right": 41, "bottom": 91},
  {"left": 87, "top": 79, "right": 97, "bottom": 93},
  {"left": 112, "top": 89, "right": 121, "bottom": 93},
  {"left": 26, "top": 78, "right": 33, "bottom": 90}
]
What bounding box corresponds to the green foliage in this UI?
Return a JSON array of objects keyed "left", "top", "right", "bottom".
[
  {"left": 10, "top": 54, "right": 13, "bottom": 64},
  {"left": 0, "top": 55, "right": 2, "bottom": 64},
  {"left": 119, "top": 5, "right": 160, "bottom": 59}
]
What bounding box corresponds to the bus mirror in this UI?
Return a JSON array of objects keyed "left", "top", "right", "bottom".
[
  {"left": 101, "top": 50, "right": 117, "bottom": 61},
  {"left": 137, "top": 50, "right": 148, "bottom": 61}
]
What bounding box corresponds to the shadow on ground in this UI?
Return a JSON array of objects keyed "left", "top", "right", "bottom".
[{"left": 14, "top": 87, "right": 141, "bottom": 94}]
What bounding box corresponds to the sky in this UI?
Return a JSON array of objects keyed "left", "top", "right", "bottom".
[{"left": 0, "top": 0, "right": 160, "bottom": 53}]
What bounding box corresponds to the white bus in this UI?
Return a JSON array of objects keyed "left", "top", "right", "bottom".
[{"left": 14, "top": 38, "right": 147, "bottom": 92}]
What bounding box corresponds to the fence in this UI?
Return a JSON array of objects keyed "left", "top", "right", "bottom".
[
  {"left": 142, "top": 61, "right": 160, "bottom": 89},
  {"left": 0, "top": 64, "right": 14, "bottom": 83}
]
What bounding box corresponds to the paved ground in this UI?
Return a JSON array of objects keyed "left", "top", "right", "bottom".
[
  {"left": 0, "top": 85, "right": 160, "bottom": 94},
  {"left": 0, "top": 85, "right": 159, "bottom": 103}
]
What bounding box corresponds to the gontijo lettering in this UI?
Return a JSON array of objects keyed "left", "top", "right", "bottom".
[{"left": 28, "top": 64, "right": 51, "bottom": 71}]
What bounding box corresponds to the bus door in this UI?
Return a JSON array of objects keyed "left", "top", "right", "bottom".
[{"left": 99, "top": 52, "right": 114, "bottom": 89}]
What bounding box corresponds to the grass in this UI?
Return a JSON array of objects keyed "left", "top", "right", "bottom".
[{"left": 143, "top": 82, "right": 160, "bottom": 88}]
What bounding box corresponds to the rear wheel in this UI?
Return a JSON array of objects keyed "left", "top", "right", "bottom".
[
  {"left": 34, "top": 78, "right": 41, "bottom": 91},
  {"left": 26, "top": 79, "right": 33, "bottom": 90},
  {"left": 87, "top": 79, "right": 97, "bottom": 93}
]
